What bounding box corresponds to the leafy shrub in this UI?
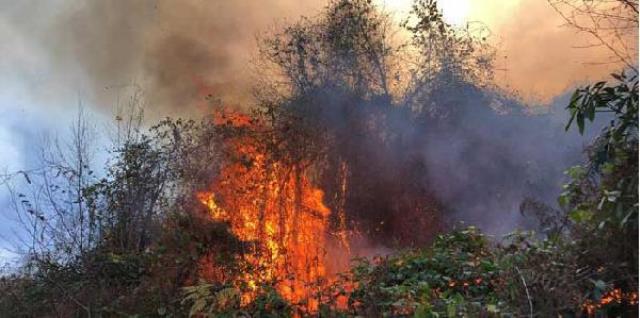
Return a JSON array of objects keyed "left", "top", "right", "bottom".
[
  {"left": 323, "top": 228, "right": 508, "bottom": 317},
  {"left": 182, "top": 283, "right": 292, "bottom": 317}
]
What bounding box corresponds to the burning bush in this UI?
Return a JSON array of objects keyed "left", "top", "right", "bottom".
[{"left": 0, "top": 0, "right": 637, "bottom": 317}]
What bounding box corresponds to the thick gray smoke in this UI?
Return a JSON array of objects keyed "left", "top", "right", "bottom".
[
  {"left": 286, "top": 82, "right": 601, "bottom": 243},
  {"left": 0, "top": 0, "right": 321, "bottom": 116},
  {"left": 418, "top": 91, "right": 603, "bottom": 235}
]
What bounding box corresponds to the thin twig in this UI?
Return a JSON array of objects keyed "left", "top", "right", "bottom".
[{"left": 515, "top": 265, "right": 534, "bottom": 318}]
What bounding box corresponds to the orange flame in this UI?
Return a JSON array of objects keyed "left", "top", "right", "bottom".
[
  {"left": 197, "top": 111, "right": 341, "bottom": 312},
  {"left": 583, "top": 288, "right": 639, "bottom": 316}
]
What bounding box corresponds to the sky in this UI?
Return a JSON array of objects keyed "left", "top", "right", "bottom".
[{"left": 0, "top": 0, "right": 635, "bottom": 264}]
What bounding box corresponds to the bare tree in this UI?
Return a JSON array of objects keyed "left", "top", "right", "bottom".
[
  {"left": 0, "top": 104, "right": 98, "bottom": 315},
  {"left": 549, "top": 0, "right": 639, "bottom": 72}
]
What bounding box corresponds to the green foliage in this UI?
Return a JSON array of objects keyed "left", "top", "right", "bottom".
[
  {"left": 320, "top": 227, "right": 637, "bottom": 317},
  {"left": 496, "top": 232, "right": 586, "bottom": 316},
  {"left": 566, "top": 71, "right": 638, "bottom": 141},
  {"left": 325, "top": 228, "right": 509, "bottom": 317},
  {"left": 182, "top": 283, "right": 292, "bottom": 318},
  {"left": 558, "top": 70, "right": 639, "bottom": 316},
  {"left": 562, "top": 72, "right": 638, "bottom": 264}
]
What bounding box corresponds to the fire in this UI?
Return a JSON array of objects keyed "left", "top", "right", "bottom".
[
  {"left": 582, "top": 288, "right": 639, "bottom": 316},
  {"left": 196, "top": 111, "right": 340, "bottom": 312}
]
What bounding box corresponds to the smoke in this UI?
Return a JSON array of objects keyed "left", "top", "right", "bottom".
[
  {"left": 417, "top": 90, "right": 603, "bottom": 235},
  {"left": 2, "top": 0, "right": 633, "bottom": 119},
  {"left": 0, "top": 0, "right": 322, "bottom": 117},
  {"left": 312, "top": 84, "right": 604, "bottom": 240},
  {"left": 0, "top": 0, "right": 629, "bottom": 249},
  {"left": 487, "top": 0, "right": 632, "bottom": 101}
]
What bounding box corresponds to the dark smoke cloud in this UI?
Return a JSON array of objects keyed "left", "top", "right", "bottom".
[{"left": 1, "top": 0, "right": 322, "bottom": 117}]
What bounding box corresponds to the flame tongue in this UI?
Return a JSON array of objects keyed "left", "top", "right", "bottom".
[{"left": 197, "top": 112, "right": 334, "bottom": 311}]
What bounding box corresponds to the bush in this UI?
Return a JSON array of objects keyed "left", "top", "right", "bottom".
[{"left": 322, "top": 228, "right": 505, "bottom": 317}]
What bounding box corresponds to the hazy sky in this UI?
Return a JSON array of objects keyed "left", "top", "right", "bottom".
[{"left": 0, "top": 0, "right": 636, "bottom": 263}]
